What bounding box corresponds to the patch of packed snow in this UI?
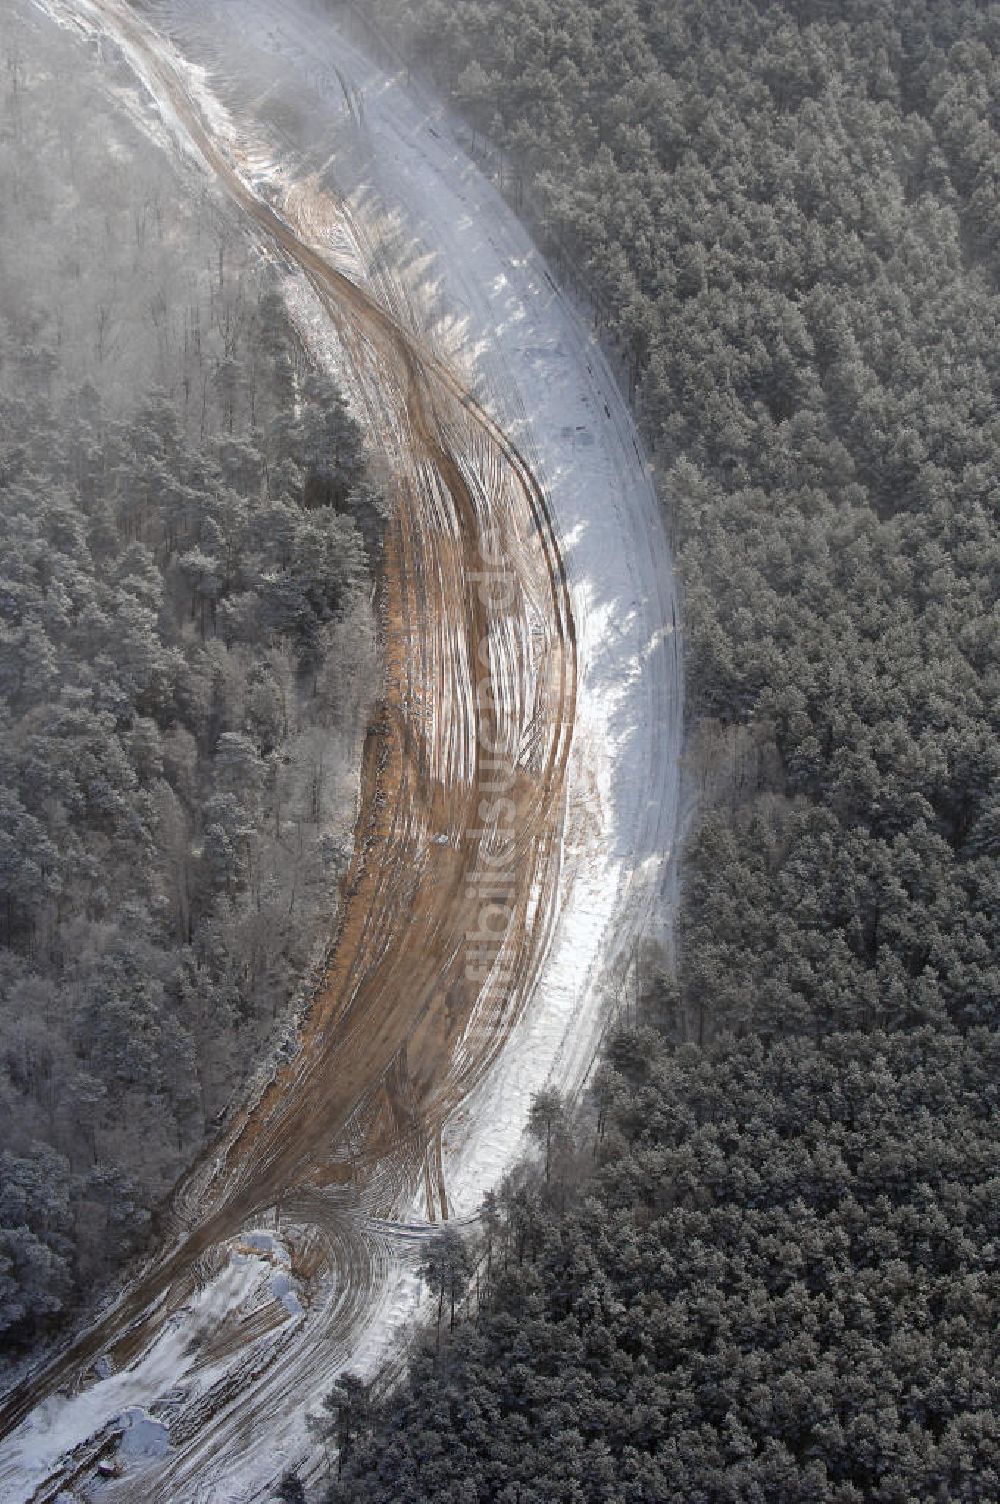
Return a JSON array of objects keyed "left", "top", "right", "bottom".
[
  {"left": 0, "top": 1237, "right": 290, "bottom": 1496},
  {"left": 117, "top": 1408, "right": 171, "bottom": 1462}
]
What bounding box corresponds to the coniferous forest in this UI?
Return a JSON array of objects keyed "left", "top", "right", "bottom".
[{"left": 312, "top": 2, "right": 1000, "bottom": 1500}]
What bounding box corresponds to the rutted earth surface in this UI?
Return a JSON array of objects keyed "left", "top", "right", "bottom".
[{"left": 0, "top": 0, "right": 681, "bottom": 1497}]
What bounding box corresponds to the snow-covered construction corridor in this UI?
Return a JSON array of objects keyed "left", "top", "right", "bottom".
[{"left": 0, "top": 0, "right": 681, "bottom": 1496}]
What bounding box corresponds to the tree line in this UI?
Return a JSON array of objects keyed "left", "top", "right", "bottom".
[
  {"left": 309, "top": 1, "right": 1000, "bottom": 1498},
  {"left": 321, "top": 1028, "right": 999, "bottom": 1502},
  {"left": 0, "top": 2, "right": 381, "bottom": 1359}
]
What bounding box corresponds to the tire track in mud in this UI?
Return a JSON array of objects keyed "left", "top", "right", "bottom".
[{"left": 0, "top": 0, "right": 577, "bottom": 1489}]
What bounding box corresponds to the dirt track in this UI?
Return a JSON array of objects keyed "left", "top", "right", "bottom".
[{"left": 0, "top": 0, "right": 576, "bottom": 1491}]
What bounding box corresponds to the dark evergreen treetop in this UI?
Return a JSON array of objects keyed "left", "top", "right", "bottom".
[{"left": 329, "top": 1029, "right": 999, "bottom": 1503}]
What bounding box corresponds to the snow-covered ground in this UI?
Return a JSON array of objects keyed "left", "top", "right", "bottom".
[{"left": 2, "top": 0, "right": 682, "bottom": 1496}]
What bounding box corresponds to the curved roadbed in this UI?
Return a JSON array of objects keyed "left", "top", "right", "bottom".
[{"left": 0, "top": 0, "right": 681, "bottom": 1497}]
